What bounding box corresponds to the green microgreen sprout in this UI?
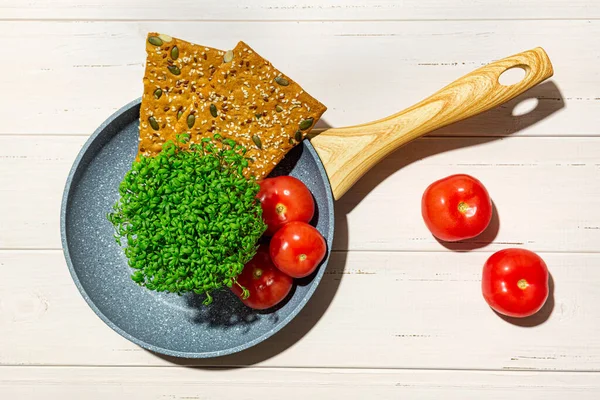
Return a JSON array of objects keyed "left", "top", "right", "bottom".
[{"left": 107, "top": 136, "right": 267, "bottom": 304}]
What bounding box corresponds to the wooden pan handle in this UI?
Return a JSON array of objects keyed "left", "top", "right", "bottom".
[{"left": 311, "top": 47, "right": 554, "bottom": 200}]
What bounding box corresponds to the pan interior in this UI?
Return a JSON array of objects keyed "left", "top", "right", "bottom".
[{"left": 61, "top": 100, "right": 334, "bottom": 358}]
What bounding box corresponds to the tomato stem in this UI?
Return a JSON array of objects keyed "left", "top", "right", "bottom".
[
  {"left": 517, "top": 279, "right": 529, "bottom": 290},
  {"left": 298, "top": 254, "right": 307, "bottom": 262},
  {"left": 275, "top": 203, "right": 286, "bottom": 215},
  {"left": 253, "top": 268, "right": 263, "bottom": 279},
  {"left": 457, "top": 201, "right": 469, "bottom": 214}
]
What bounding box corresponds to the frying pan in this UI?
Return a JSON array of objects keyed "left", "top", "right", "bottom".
[{"left": 61, "top": 47, "right": 553, "bottom": 358}]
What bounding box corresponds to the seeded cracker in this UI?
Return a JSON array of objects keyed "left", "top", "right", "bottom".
[
  {"left": 139, "top": 33, "right": 224, "bottom": 157},
  {"left": 174, "top": 41, "right": 327, "bottom": 180}
]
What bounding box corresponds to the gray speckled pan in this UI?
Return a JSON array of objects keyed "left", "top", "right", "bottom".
[
  {"left": 61, "top": 98, "right": 334, "bottom": 358},
  {"left": 62, "top": 48, "right": 552, "bottom": 358}
]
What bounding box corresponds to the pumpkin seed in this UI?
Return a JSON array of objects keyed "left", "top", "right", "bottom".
[
  {"left": 288, "top": 137, "right": 294, "bottom": 145},
  {"left": 299, "top": 117, "right": 313, "bottom": 130},
  {"left": 210, "top": 104, "right": 218, "bottom": 117},
  {"left": 276, "top": 105, "right": 284, "bottom": 113},
  {"left": 158, "top": 33, "right": 173, "bottom": 43},
  {"left": 187, "top": 114, "right": 195, "bottom": 129},
  {"left": 295, "top": 130, "right": 302, "bottom": 142},
  {"left": 148, "top": 116, "right": 159, "bottom": 131},
  {"left": 167, "top": 65, "right": 181, "bottom": 75},
  {"left": 148, "top": 36, "right": 163, "bottom": 46},
  {"left": 177, "top": 110, "right": 183, "bottom": 120},
  {"left": 171, "top": 46, "right": 179, "bottom": 60},
  {"left": 252, "top": 135, "right": 262, "bottom": 149},
  {"left": 274, "top": 75, "right": 289, "bottom": 86},
  {"left": 223, "top": 50, "right": 234, "bottom": 63},
  {"left": 255, "top": 113, "right": 262, "bottom": 120},
  {"left": 153, "top": 88, "right": 163, "bottom": 99}
]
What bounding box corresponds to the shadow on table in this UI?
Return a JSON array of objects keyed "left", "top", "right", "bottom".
[{"left": 149, "top": 79, "right": 564, "bottom": 367}]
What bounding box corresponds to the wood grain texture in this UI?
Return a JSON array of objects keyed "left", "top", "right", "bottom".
[
  {"left": 2, "top": 250, "right": 600, "bottom": 370},
  {"left": 2, "top": 0, "right": 600, "bottom": 20},
  {"left": 312, "top": 48, "right": 553, "bottom": 199},
  {"left": 4, "top": 135, "right": 600, "bottom": 252},
  {"left": 1, "top": 367, "right": 599, "bottom": 399},
  {"left": 2, "top": 20, "right": 599, "bottom": 137}
]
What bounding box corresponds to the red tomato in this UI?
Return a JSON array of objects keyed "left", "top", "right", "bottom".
[
  {"left": 231, "top": 245, "right": 293, "bottom": 310},
  {"left": 481, "top": 248, "right": 549, "bottom": 318},
  {"left": 270, "top": 221, "right": 326, "bottom": 278},
  {"left": 421, "top": 174, "right": 492, "bottom": 242},
  {"left": 257, "top": 176, "right": 315, "bottom": 236}
]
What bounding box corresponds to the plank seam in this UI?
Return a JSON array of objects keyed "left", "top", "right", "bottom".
[
  {"left": 0, "top": 364, "right": 599, "bottom": 373},
  {"left": 0, "top": 18, "right": 600, "bottom": 22}
]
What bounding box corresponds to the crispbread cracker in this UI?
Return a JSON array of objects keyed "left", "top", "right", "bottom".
[
  {"left": 139, "top": 33, "right": 224, "bottom": 157},
  {"left": 174, "top": 41, "right": 327, "bottom": 180}
]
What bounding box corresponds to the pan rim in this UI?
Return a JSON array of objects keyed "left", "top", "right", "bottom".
[{"left": 60, "top": 98, "right": 335, "bottom": 359}]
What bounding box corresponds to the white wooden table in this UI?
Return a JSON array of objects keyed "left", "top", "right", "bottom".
[{"left": 2, "top": 1, "right": 600, "bottom": 398}]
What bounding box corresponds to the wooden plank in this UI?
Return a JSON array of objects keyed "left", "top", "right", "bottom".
[
  {"left": 1, "top": 20, "right": 599, "bottom": 136},
  {"left": 0, "top": 136, "right": 83, "bottom": 249},
  {"left": 2, "top": 0, "right": 599, "bottom": 21},
  {"left": 1, "top": 367, "right": 599, "bottom": 400},
  {"left": 3, "top": 135, "right": 600, "bottom": 252},
  {"left": 338, "top": 135, "right": 600, "bottom": 252},
  {"left": 2, "top": 250, "right": 599, "bottom": 370}
]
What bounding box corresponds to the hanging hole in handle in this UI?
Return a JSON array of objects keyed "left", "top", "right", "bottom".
[{"left": 498, "top": 65, "right": 527, "bottom": 86}]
